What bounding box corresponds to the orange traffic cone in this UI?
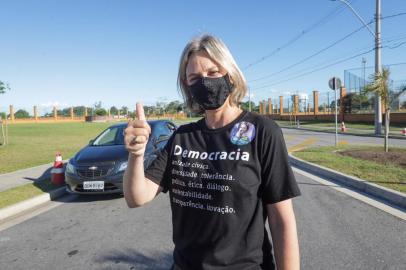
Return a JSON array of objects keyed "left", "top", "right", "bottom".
[
  {"left": 51, "top": 152, "right": 65, "bottom": 185},
  {"left": 341, "top": 122, "right": 347, "bottom": 132}
]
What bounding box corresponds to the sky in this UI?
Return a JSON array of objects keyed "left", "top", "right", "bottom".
[{"left": 1, "top": 0, "right": 405, "bottom": 115}]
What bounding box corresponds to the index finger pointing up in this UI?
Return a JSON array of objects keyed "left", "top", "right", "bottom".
[{"left": 136, "top": 102, "right": 146, "bottom": 121}]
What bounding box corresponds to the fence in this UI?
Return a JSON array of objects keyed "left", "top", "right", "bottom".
[
  {"left": 258, "top": 87, "right": 406, "bottom": 124},
  {"left": 344, "top": 63, "right": 406, "bottom": 112},
  {"left": 0, "top": 105, "right": 187, "bottom": 124}
]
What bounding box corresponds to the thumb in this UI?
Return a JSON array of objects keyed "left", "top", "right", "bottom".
[{"left": 136, "top": 102, "right": 146, "bottom": 121}]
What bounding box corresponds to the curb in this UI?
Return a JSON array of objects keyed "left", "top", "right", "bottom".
[
  {"left": 0, "top": 186, "right": 67, "bottom": 222},
  {"left": 281, "top": 126, "right": 406, "bottom": 140},
  {"left": 289, "top": 154, "right": 406, "bottom": 210}
]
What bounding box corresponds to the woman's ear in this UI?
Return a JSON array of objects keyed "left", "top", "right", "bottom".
[{"left": 227, "top": 74, "right": 234, "bottom": 85}]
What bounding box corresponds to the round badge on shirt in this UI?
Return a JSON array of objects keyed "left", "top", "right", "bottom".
[{"left": 230, "top": 121, "right": 256, "bottom": 145}]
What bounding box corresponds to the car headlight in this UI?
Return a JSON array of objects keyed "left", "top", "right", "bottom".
[
  {"left": 66, "top": 163, "right": 75, "bottom": 174},
  {"left": 117, "top": 161, "right": 128, "bottom": 172}
]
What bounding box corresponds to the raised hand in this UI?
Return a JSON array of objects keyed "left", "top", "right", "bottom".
[{"left": 124, "top": 102, "right": 151, "bottom": 157}]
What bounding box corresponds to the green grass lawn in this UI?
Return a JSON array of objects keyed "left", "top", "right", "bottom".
[
  {"left": 0, "top": 118, "right": 198, "bottom": 175},
  {"left": 0, "top": 122, "right": 115, "bottom": 174},
  {"left": 0, "top": 178, "right": 61, "bottom": 209},
  {"left": 0, "top": 118, "right": 201, "bottom": 208},
  {"left": 173, "top": 117, "right": 202, "bottom": 126},
  {"left": 293, "top": 145, "right": 406, "bottom": 193}
]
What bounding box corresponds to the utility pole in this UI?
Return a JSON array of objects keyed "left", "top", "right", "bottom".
[
  {"left": 332, "top": 0, "right": 382, "bottom": 135},
  {"left": 335, "top": 87, "right": 338, "bottom": 147},
  {"left": 362, "top": 57, "right": 366, "bottom": 111},
  {"left": 327, "top": 91, "right": 330, "bottom": 113},
  {"left": 362, "top": 58, "right": 366, "bottom": 88},
  {"left": 374, "top": 0, "right": 382, "bottom": 134},
  {"left": 248, "top": 87, "right": 252, "bottom": 112}
]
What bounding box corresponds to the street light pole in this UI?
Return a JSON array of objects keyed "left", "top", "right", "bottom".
[
  {"left": 374, "top": 0, "right": 382, "bottom": 135},
  {"left": 362, "top": 57, "right": 366, "bottom": 87},
  {"left": 248, "top": 87, "right": 252, "bottom": 112},
  {"left": 331, "top": 0, "right": 382, "bottom": 135},
  {"left": 362, "top": 57, "right": 366, "bottom": 111},
  {"left": 335, "top": 88, "right": 338, "bottom": 147},
  {"left": 333, "top": 0, "right": 375, "bottom": 37}
]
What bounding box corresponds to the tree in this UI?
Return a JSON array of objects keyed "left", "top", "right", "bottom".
[
  {"left": 95, "top": 108, "right": 107, "bottom": 116},
  {"left": 165, "top": 100, "right": 183, "bottom": 114},
  {"left": 120, "top": 106, "right": 129, "bottom": 116},
  {"left": 73, "top": 106, "right": 86, "bottom": 116},
  {"left": 14, "top": 109, "right": 30, "bottom": 119},
  {"left": 364, "top": 68, "right": 406, "bottom": 152},
  {"left": 397, "top": 84, "right": 406, "bottom": 110},
  {"left": 60, "top": 108, "right": 70, "bottom": 117},
  {"left": 110, "top": 106, "right": 118, "bottom": 115},
  {"left": 0, "top": 81, "right": 10, "bottom": 94},
  {"left": 329, "top": 100, "right": 337, "bottom": 110},
  {"left": 402, "top": 100, "right": 406, "bottom": 109},
  {"left": 155, "top": 102, "right": 167, "bottom": 115},
  {"left": 364, "top": 68, "right": 390, "bottom": 151},
  {"left": 389, "top": 87, "right": 406, "bottom": 110},
  {"left": 345, "top": 92, "right": 372, "bottom": 112},
  {"left": 94, "top": 101, "right": 102, "bottom": 109},
  {"left": 56, "top": 106, "right": 86, "bottom": 117},
  {"left": 127, "top": 111, "right": 136, "bottom": 119},
  {"left": 240, "top": 101, "right": 255, "bottom": 112},
  {"left": 92, "top": 101, "right": 107, "bottom": 116},
  {"left": 143, "top": 105, "right": 155, "bottom": 117}
]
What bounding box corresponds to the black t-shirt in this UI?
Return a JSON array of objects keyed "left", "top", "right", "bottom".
[{"left": 145, "top": 111, "right": 300, "bottom": 270}]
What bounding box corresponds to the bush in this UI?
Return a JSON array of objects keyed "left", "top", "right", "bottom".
[
  {"left": 14, "top": 109, "right": 30, "bottom": 119},
  {"left": 94, "top": 108, "right": 107, "bottom": 116}
]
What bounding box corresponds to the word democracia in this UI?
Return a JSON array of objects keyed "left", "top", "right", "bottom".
[{"left": 173, "top": 145, "right": 250, "bottom": 161}]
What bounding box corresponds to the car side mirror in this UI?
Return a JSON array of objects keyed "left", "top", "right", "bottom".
[{"left": 89, "top": 139, "right": 95, "bottom": 145}]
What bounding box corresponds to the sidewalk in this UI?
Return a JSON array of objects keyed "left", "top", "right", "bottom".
[
  {"left": 289, "top": 155, "right": 406, "bottom": 210},
  {"left": 0, "top": 163, "right": 54, "bottom": 192},
  {"left": 279, "top": 124, "right": 406, "bottom": 140},
  {"left": 0, "top": 162, "right": 68, "bottom": 222}
]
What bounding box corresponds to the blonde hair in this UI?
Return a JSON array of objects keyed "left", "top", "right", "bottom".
[{"left": 177, "top": 34, "right": 247, "bottom": 112}]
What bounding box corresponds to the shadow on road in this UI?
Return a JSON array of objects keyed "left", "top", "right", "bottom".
[
  {"left": 23, "top": 166, "right": 53, "bottom": 182},
  {"left": 94, "top": 248, "right": 173, "bottom": 270},
  {"left": 55, "top": 193, "right": 124, "bottom": 204}
]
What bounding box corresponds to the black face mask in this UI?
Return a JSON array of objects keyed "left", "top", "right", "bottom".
[{"left": 189, "top": 75, "right": 233, "bottom": 110}]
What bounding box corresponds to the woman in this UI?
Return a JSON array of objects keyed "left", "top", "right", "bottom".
[{"left": 124, "top": 35, "right": 301, "bottom": 270}]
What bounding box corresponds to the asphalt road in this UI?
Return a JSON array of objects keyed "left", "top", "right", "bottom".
[
  {"left": 1, "top": 170, "right": 405, "bottom": 270},
  {"left": 0, "top": 194, "right": 174, "bottom": 270},
  {"left": 281, "top": 127, "right": 406, "bottom": 149}
]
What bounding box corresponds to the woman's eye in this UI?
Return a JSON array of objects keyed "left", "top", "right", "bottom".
[
  {"left": 188, "top": 77, "right": 198, "bottom": 84},
  {"left": 208, "top": 71, "right": 219, "bottom": 76}
]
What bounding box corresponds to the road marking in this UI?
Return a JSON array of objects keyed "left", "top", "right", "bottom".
[
  {"left": 0, "top": 194, "right": 77, "bottom": 232},
  {"left": 288, "top": 138, "right": 318, "bottom": 153},
  {"left": 292, "top": 167, "right": 406, "bottom": 221},
  {"left": 283, "top": 135, "right": 295, "bottom": 141},
  {"left": 338, "top": 140, "right": 349, "bottom": 146}
]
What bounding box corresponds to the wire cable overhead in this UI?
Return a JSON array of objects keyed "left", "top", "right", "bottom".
[{"left": 242, "top": 1, "right": 355, "bottom": 70}]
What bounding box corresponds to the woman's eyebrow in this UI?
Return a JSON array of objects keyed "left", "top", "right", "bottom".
[
  {"left": 187, "top": 66, "right": 219, "bottom": 79},
  {"left": 187, "top": 73, "right": 199, "bottom": 79}
]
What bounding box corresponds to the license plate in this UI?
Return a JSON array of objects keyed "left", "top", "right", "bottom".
[{"left": 83, "top": 181, "right": 104, "bottom": 190}]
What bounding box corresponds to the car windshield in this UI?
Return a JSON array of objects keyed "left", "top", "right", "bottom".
[
  {"left": 92, "top": 126, "right": 124, "bottom": 146},
  {"left": 90, "top": 121, "right": 173, "bottom": 149}
]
